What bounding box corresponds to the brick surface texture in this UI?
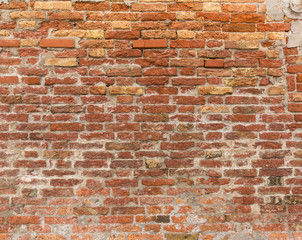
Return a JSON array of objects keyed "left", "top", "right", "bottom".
[{"left": 0, "top": 0, "right": 302, "bottom": 239}]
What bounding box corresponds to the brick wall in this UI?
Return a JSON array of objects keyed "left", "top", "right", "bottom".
[{"left": 0, "top": 0, "right": 302, "bottom": 239}]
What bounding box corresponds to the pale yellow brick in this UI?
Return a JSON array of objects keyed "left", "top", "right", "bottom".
[
  {"left": 230, "top": 33, "right": 265, "bottom": 41},
  {"left": 177, "top": 30, "right": 195, "bottom": 39},
  {"left": 268, "top": 32, "right": 285, "bottom": 40},
  {"left": 19, "top": 21, "right": 36, "bottom": 28},
  {"left": 34, "top": 1, "right": 72, "bottom": 10},
  {"left": 0, "top": 30, "right": 10, "bottom": 37},
  {"left": 199, "top": 106, "right": 229, "bottom": 113},
  {"left": 232, "top": 68, "right": 266, "bottom": 77},
  {"left": 88, "top": 49, "right": 105, "bottom": 58},
  {"left": 227, "top": 41, "right": 259, "bottom": 49},
  {"left": 224, "top": 78, "right": 257, "bottom": 87},
  {"left": 289, "top": 93, "right": 302, "bottom": 102},
  {"left": 267, "top": 50, "right": 280, "bottom": 58},
  {"left": 142, "top": 30, "right": 176, "bottom": 39},
  {"left": 45, "top": 58, "right": 78, "bottom": 67},
  {"left": 85, "top": 30, "right": 104, "bottom": 39},
  {"left": 177, "top": 12, "right": 195, "bottom": 20},
  {"left": 268, "top": 86, "right": 286, "bottom": 95},
  {"left": 109, "top": 86, "right": 143, "bottom": 95},
  {"left": 259, "top": 4, "right": 266, "bottom": 13},
  {"left": 21, "top": 39, "right": 39, "bottom": 47},
  {"left": 203, "top": 3, "right": 220, "bottom": 12},
  {"left": 52, "top": 30, "right": 86, "bottom": 38},
  {"left": 198, "top": 86, "right": 233, "bottom": 95},
  {"left": 113, "top": 22, "right": 131, "bottom": 30},
  {"left": 145, "top": 159, "right": 160, "bottom": 168},
  {"left": 10, "top": 11, "right": 46, "bottom": 20}
]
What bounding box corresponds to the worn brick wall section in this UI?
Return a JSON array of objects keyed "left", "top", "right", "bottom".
[{"left": 0, "top": 0, "right": 302, "bottom": 239}]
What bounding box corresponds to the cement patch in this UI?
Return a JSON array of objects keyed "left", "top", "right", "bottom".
[
  {"left": 267, "top": 0, "right": 302, "bottom": 19},
  {"left": 267, "top": 0, "right": 302, "bottom": 47},
  {"left": 288, "top": 21, "right": 302, "bottom": 48}
]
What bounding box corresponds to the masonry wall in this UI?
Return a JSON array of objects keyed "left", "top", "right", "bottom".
[{"left": 0, "top": 0, "right": 302, "bottom": 239}]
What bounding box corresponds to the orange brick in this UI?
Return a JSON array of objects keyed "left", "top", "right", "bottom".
[
  {"left": 133, "top": 39, "right": 167, "bottom": 48},
  {"left": 0, "top": 76, "right": 19, "bottom": 84},
  {"left": 0, "top": 40, "right": 20, "bottom": 47},
  {"left": 205, "top": 59, "right": 224, "bottom": 68},
  {"left": 40, "top": 39, "right": 75, "bottom": 48}
]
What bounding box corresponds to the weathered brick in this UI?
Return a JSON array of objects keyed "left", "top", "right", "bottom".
[
  {"left": 268, "top": 86, "right": 286, "bottom": 95},
  {"left": 198, "top": 86, "right": 233, "bottom": 95},
  {"left": 10, "top": 11, "right": 46, "bottom": 19},
  {"left": 225, "top": 41, "right": 259, "bottom": 49},
  {"left": 165, "top": 233, "right": 199, "bottom": 240},
  {"left": 224, "top": 78, "right": 257, "bottom": 86},
  {"left": 45, "top": 58, "right": 77, "bottom": 67},
  {"left": 90, "top": 86, "right": 106, "bottom": 95},
  {"left": 7, "top": 216, "right": 41, "bottom": 224},
  {"left": 88, "top": 48, "right": 105, "bottom": 58},
  {"left": 109, "top": 86, "right": 143, "bottom": 95}
]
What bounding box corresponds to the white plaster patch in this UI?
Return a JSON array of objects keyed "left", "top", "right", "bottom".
[
  {"left": 266, "top": 0, "right": 302, "bottom": 20},
  {"left": 266, "top": 0, "right": 302, "bottom": 48},
  {"left": 288, "top": 21, "right": 302, "bottom": 48},
  {"left": 266, "top": 0, "right": 285, "bottom": 21}
]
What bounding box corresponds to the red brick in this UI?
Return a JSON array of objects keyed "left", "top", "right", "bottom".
[
  {"left": 0, "top": 76, "right": 18, "bottom": 84},
  {"left": 205, "top": 59, "right": 224, "bottom": 68},
  {"left": 40, "top": 39, "right": 75, "bottom": 48},
  {"left": 133, "top": 39, "right": 167, "bottom": 48},
  {"left": 0, "top": 39, "right": 20, "bottom": 47},
  {"left": 231, "top": 14, "right": 265, "bottom": 23},
  {"left": 222, "top": 24, "right": 255, "bottom": 32},
  {"left": 105, "top": 31, "right": 140, "bottom": 39},
  {"left": 257, "top": 23, "right": 291, "bottom": 32},
  {"left": 289, "top": 103, "right": 302, "bottom": 112},
  {"left": 7, "top": 216, "right": 41, "bottom": 224}
]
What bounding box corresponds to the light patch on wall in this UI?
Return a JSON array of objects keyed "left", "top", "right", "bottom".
[
  {"left": 266, "top": 0, "right": 285, "bottom": 21},
  {"left": 267, "top": 0, "right": 302, "bottom": 20},
  {"left": 267, "top": 0, "right": 302, "bottom": 48},
  {"left": 288, "top": 21, "right": 302, "bottom": 48}
]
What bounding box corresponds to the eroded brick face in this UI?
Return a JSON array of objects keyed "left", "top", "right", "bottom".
[{"left": 0, "top": 0, "right": 302, "bottom": 239}]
